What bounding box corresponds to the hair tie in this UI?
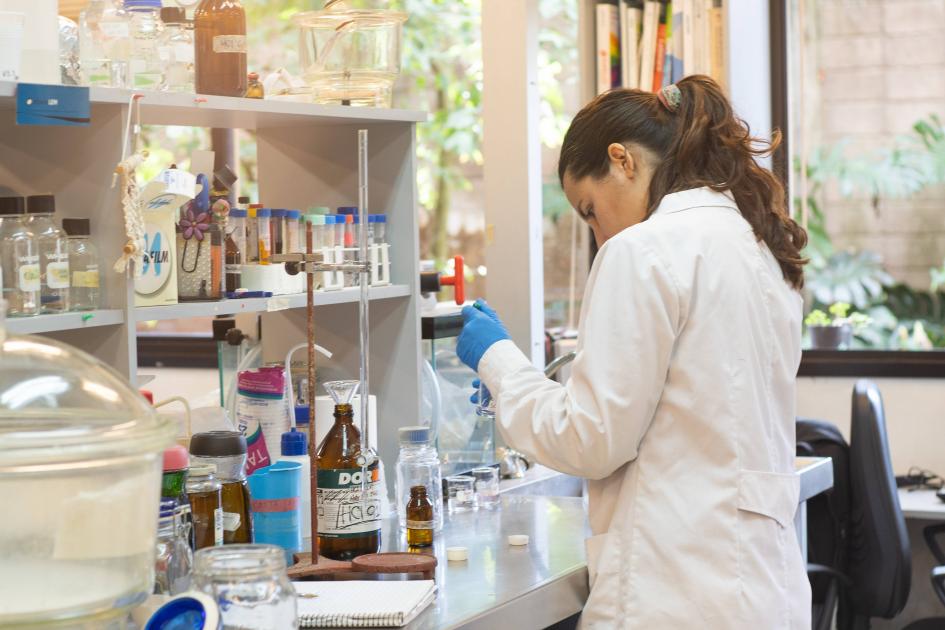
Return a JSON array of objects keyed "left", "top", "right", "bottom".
[{"left": 657, "top": 84, "right": 681, "bottom": 113}]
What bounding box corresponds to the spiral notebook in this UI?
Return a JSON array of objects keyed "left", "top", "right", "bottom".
[{"left": 294, "top": 580, "right": 437, "bottom": 628}]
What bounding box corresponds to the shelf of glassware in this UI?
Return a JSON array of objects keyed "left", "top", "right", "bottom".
[
  {"left": 0, "top": 81, "right": 427, "bottom": 129},
  {"left": 134, "top": 283, "right": 411, "bottom": 322},
  {"left": 4, "top": 309, "right": 125, "bottom": 335}
]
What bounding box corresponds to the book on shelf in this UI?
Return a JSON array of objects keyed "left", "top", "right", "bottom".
[
  {"left": 596, "top": 0, "right": 622, "bottom": 94},
  {"left": 594, "top": 0, "right": 727, "bottom": 95}
]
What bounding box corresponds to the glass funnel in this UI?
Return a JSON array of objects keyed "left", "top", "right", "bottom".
[{"left": 324, "top": 379, "right": 359, "bottom": 406}]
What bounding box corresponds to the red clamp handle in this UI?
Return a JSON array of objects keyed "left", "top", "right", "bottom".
[{"left": 440, "top": 255, "right": 465, "bottom": 305}]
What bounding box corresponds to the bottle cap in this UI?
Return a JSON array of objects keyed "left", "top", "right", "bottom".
[
  {"left": 281, "top": 428, "right": 308, "bottom": 456},
  {"left": 211, "top": 318, "right": 236, "bottom": 342},
  {"left": 376, "top": 214, "right": 387, "bottom": 223},
  {"left": 256, "top": 208, "right": 272, "bottom": 217},
  {"left": 399, "top": 425, "right": 431, "bottom": 445},
  {"left": 307, "top": 215, "right": 325, "bottom": 226},
  {"left": 309, "top": 206, "right": 330, "bottom": 214},
  {"left": 508, "top": 534, "right": 529, "bottom": 546},
  {"left": 229, "top": 208, "right": 247, "bottom": 218},
  {"left": 295, "top": 405, "right": 310, "bottom": 425},
  {"left": 160, "top": 6, "right": 185, "bottom": 22},
  {"left": 446, "top": 547, "right": 468, "bottom": 562},
  {"left": 249, "top": 203, "right": 264, "bottom": 209},
  {"left": 26, "top": 194, "right": 55, "bottom": 215},
  {"left": 62, "top": 218, "right": 91, "bottom": 236},
  {"left": 337, "top": 206, "right": 358, "bottom": 215},
  {"left": 190, "top": 431, "right": 247, "bottom": 457},
  {"left": 324, "top": 215, "right": 337, "bottom": 225},
  {"left": 249, "top": 72, "right": 259, "bottom": 81},
  {"left": 225, "top": 327, "right": 245, "bottom": 347},
  {"left": 271, "top": 209, "right": 287, "bottom": 218},
  {"left": 286, "top": 209, "right": 301, "bottom": 220},
  {"left": 238, "top": 196, "right": 251, "bottom": 204},
  {"left": 344, "top": 215, "right": 354, "bottom": 224},
  {"left": 125, "top": 0, "right": 162, "bottom": 10},
  {"left": 0, "top": 196, "right": 25, "bottom": 216},
  {"left": 163, "top": 444, "right": 189, "bottom": 472},
  {"left": 143, "top": 592, "right": 221, "bottom": 630}
]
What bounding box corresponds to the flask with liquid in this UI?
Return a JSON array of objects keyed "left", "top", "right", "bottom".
[
  {"left": 316, "top": 380, "right": 382, "bottom": 561},
  {"left": 26, "top": 195, "right": 69, "bottom": 314},
  {"left": 0, "top": 197, "right": 39, "bottom": 317},
  {"left": 405, "top": 486, "right": 434, "bottom": 547},
  {"left": 194, "top": 0, "right": 247, "bottom": 97}
]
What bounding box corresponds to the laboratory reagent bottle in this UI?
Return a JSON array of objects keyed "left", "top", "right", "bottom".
[
  {"left": 0, "top": 196, "right": 40, "bottom": 317},
  {"left": 316, "top": 381, "right": 382, "bottom": 561},
  {"left": 79, "top": 0, "right": 131, "bottom": 87},
  {"left": 194, "top": 0, "right": 247, "bottom": 97},
  {"left": 186, "top": 464, "right": 224, "bottom": 550},
  {"left": 405, "top": 486, "right": 434, "bottom": 547},
  {"left": 395, "top": 426, "right": 443, "bottom": 532},
  {"left": 125, "top": 0, "right": 164, "bottom": 90},
  {"left": 158, "top": 7, "right": 195, "bottom": 93},
  {"left": 62, "top": 218, "right": 102, "bottom": 311},
  {"left": 26, "top": 195, "right": 69, "bottom": 314}
]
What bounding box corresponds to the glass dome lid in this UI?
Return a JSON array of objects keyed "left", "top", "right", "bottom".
[{"left": 0, "top": 329, "right": 176, "bottom": 469}]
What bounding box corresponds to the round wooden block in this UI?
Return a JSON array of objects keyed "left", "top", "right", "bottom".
[{"left": 351, "top": 552, "right": 438, "bottom": 576}]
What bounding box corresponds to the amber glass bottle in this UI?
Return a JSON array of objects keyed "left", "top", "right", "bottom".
[
  {"left": 406, "top": 486, "right": 434, "bottom": 547},
  {"left": 316, "top": 401, "right": 382, "bottom": 560},
  {"left": 194, "top": 0, "right": 247, "bottom": 97}
]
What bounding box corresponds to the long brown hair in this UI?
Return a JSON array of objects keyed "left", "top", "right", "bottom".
[{"left": 557, "top": 75, "right": 807, "bottom": 289}]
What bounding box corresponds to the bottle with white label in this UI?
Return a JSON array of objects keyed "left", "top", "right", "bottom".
[
  {"left": 26, "top": 195, "right": 69, "bottom": 314},
  {"left": 194, "top": 0, "right": 247, "bottom": 97},
  {"left": 158, "top": 7, "right": 195, "bottom": 93},
  {"left": 78, "top": 0, "right": 131, "bottom": 88},
  {"left": 62, "top": 218, "right": 101, "bottom": 311},
  {"left": 125, "top": 0, "right": 164, "bottom": 90},
  {"left": 0, "top": 196, "right": 39, "bottom": 317}
]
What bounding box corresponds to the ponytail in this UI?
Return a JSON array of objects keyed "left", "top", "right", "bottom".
[{"left": 558, "top": 75, "right": 808, "bottom": 290}]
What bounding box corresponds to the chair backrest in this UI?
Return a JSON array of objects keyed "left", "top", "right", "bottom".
[{"left": 845, "top": 379, "right": 911, "bottom": 619}]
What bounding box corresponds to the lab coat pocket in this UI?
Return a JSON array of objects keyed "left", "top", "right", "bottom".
[{"left": 736, "top": 469, "right": 800, "bottom": 529}]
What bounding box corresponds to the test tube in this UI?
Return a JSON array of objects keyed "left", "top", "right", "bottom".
[
  {"left": 270, "top": 209, "right": 286, "bottom": 255},
  {"left": 309, "top": 214, "right": 325, "bottom": 253},
  {"left": 257, "top": 208, "right": 272, "bottom": 264},
  {"left": 285, "top": 210, "right": 301, "bottom": 254},
  {"left": 332, "top": 215, "right": 345, "bottom": 252},
  {"left": 375, "top": 214, "right": 387, "bottom": 246},
  {"left": 246, "top": 204, "right": 261, "bottom": 263},
  {"left": 228, "top": 208, "right": 247, "bottom": 260}
]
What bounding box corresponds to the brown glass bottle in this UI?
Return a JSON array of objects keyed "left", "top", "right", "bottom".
[
  {"left": 224, "top": 231, "right": 240, "bottom": 293},
  {"left": 406, "top": 486, "right": 434, "bottom": 547},
  {"left": 316, "top": 402, "right": 382, "bottom": 560},
  {"left": 194, "top": 0, "right": 247, "bottom": 97}
]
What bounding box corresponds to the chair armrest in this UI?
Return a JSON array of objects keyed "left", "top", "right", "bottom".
[
  {"left": 932, "top": 566, "right": 945, "bottom": 608},
  {"left": 807, "top": 563, "right": 853, "bottom": 589},
  {"left": 924, "top": 523, "right": 945, "bottom": 564}
]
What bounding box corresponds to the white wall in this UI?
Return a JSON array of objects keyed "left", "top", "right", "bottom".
[{"left": 797, "top": 376, "right": 945, "bottom": 474}]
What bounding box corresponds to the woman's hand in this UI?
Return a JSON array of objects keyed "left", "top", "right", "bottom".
[{"left": 457, "top": 299, "right": 510, "bottom": 372}]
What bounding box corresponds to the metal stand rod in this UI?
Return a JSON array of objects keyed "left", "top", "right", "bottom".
[
  {"left": 306, "top": 219, "right": 319, "bottom": 563},
  {"left": 357, "top": 129, "right": 375, "bottom": 482}
]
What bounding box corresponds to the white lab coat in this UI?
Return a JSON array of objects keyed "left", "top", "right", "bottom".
[{"left": 479, "top": 187, "right": 811, "bottom": 629}]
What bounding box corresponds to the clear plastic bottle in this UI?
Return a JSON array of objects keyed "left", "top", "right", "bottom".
[
  {"left": 395, "top": 426, "right": 443, "bottom": 532},
  {"left": 26, "top": 195, "right": 69, "bottom": 314},
  {"left": 62, "top": 218, "right": 101, "bottom": 311},
  {"left": 79, "top": 0, "right": 131, "bottom": 87},
  {"left": 158, "top": 7, "right": 195, "bottom": 93},
  {"left": 125, "top": 0, "right": 163, "bottom": 90},
  {"left": 0, "top": 197, "right": 39, "bottom": 317}
]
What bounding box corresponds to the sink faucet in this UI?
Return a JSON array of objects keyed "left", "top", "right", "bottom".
[{"left": 544, "top": 351, "right": 576, "bottom": 379}]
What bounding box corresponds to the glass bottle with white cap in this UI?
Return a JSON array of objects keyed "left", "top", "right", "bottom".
[{"left": 395, "top": 425, "right": 443, "bottom": 532}]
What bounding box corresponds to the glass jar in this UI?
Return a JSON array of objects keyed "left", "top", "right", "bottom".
[
  {"left": 154, "top": 500, "right": 194, "bottom": 596},
  {"left": 193, "top": 544, "right": 297, "bottom": 630},
  {"left": 194, "top": 0, "right": 247, "bottom": 97},
  {"left": 189, "top": 431, "right": 253, "bottom": 544},
  {"left": 186, "top": 464, "right": 224, "bottom": 550},
  {"left": 158, "top": 6, "right": 195, "bottom": 93},
  {"left": 26, "top": 195, "right": 69, "bottom": 314},
  {"left": 0, "top": 196, "right": 39, "bottom": 317},
  {"left": 395, "top": 426, "right": 443, "bottom": 532},
  {"left": 62, "top": 218, "right": 102, "bottom": 311},
  {"left": 79, "top": 0, "right": 131, "bottom": 87},
  {"left": 124, "top": 0, "right": 163, "bottom": 90}
]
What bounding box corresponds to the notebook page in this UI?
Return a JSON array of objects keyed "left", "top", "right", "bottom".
[{"left": 295, "top": 580, "right": 437, "bottom": 628}]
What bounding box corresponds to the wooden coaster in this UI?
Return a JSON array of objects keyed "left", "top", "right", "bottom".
[
  {"left": 351, "top": 552, "right": 438, "bottom": 580},
  {"left": 288, "top": 552, "right": 353, "bottom": 579}
]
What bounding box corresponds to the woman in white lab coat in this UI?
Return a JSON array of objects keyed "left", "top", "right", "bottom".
[{"left": 457, "top": 75, "right": 811, "bottom": 629}]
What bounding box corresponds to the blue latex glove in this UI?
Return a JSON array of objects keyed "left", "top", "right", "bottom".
[
  {"left": 457, "top": 299, "right": 510, "bottom": 372},
  {"left": 469, "top": 378, "right": 492, "bottom": 405}
]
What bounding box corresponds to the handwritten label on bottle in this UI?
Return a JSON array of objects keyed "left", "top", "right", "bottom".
[
  {"left": 214, "top": 508, "right": 224, "bottom": 546},
  {"left": 212, "top": 35, "right": 247, "bottom": 54},
  {"left": 406, "top": 520, "right": 434, "bottom": 530},
  {"left": 72, "top": 268, "right": 100, "bottom": 288},
  {"left": 316, "top": 465, "right": 382, "bottom": 538},
  {"left": 221, "top": 511, "right": 242, "bottom": 533},
  {"left": 46, "top": 261, "right": 70, "bottom": 289}
]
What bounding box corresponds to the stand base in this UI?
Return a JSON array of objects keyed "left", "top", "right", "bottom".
[{"left": 288, "top": 553, "right": 353, "bottom": 579}]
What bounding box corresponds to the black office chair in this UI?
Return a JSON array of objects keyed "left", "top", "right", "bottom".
[
  {"left": 808, "top": 380, "right": 912, "bottom": 630},
  {"left": 902, "top": 524, "right": 945, "bottom": 629}
]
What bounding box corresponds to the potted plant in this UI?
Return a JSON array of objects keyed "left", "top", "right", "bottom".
[{"left": 805, "top": 302, "right": 870, "bottom": 350}]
